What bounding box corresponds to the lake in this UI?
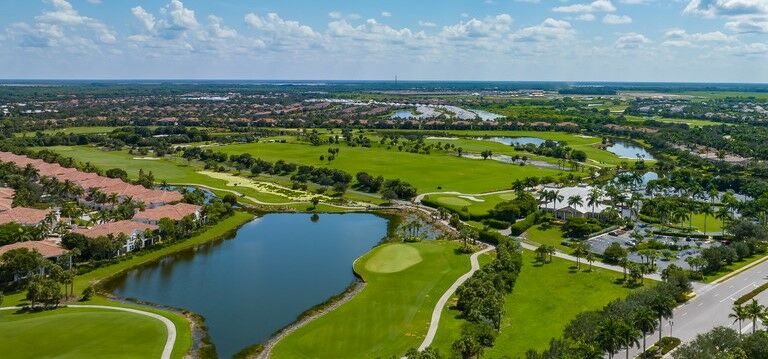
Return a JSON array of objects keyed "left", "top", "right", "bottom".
[
  {"left": 606, "top": 140, "right": 655, "bottom": 160},
  {"left": 477, "top": 136, "right": 546, "bottom": 146},
  {"left": 390, "top": 109, "right": 415, "bottom": 119},
  {"left": 105, "top": 213, "right": 388, "bottom": 358},
  {"left": 469, "top": 109, "right": 504, "bottom": 121}
]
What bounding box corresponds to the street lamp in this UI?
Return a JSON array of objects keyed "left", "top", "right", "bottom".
[{"left": 669, "top": 319, "right": 674, "bottom": 337}]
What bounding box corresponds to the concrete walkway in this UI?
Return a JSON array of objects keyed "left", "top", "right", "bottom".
[
  {"left": 417, "top": 245, "right": 496, "bottom": 351},
  {"left": 0, "top": 304, "right": 177, "bottom": 359},
  {"left": 518, "top": 242, "right": 663, "bottom": 281}
]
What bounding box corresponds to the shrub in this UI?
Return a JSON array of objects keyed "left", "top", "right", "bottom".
[
  {"left": 509, "top": 212, "right": 538, "bottom": 236},
  {"left": 481, "top": 219, "right": 511, "bottom": 230}
]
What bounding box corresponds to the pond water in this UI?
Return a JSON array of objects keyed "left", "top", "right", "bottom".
[
  {"left": 390, "top": 109, "right": 415, "bottom": 119},
  {"left": 105, "top": 213, "right": 388, "bottom": 358},
  {"left": 605, "top": 140, "right": 655, "bottom": 160},
  {"left": 469, "top": 109, "right": 504, "bottom": 121},
  {"left": 477, "top": 136, "right": 546, "bottom": 146}
]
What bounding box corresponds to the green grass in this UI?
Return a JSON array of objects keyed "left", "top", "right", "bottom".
[
  {"left": 0, "top": 306, "right": 167, "bottom": 359},
  {"left": 272, "top": 240, "right": 471, "bottom": 359},
  {"left": 675, "top": 213, "right": 724, "bottom": 234},
  {"left": 215, "top": 139, "right": 573, "bottom": 194},
  {"left": 625, "top": 115, "right": 725, "bottom": 127},
  {"left": 15, "top": 126, "right": 125, "bottom": 137},
  {"left": 1, "top": 211, "right": 254, "bottom": 358},
  {"left": 364, "top": 243, "right": 424, "bottom": 273},
  {"left": 523, "top": 224, "right": 569, "bottom": 251},
  {"left": 422, "top": 192, "right": 516, "bottom": 218},
  {"left": 432, "top": 250, "right": 635, "bottom": 357},
  {"left": 37, "top": 146, "right": 382, "bottom": 206}
]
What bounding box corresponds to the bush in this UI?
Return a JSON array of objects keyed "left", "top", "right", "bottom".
[
  {"left": 561, "top": 217, "right": 603, "bottom": 239},
  {"left": 481, "top": 219, "right": 511, "bottom": 230},
  {"left": 509, "top": 212, "right": 538, "bottom": 236},
  {"left": 81, "top": 286, "right": 95, "bottom": 301}
]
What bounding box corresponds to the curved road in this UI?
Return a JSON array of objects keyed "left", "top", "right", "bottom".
[
  {"left": 417, "top": 245, "right": 496, "bottom": 351},
  {"left": 0, "top": 304, "right": 176, "bottom": 359}
]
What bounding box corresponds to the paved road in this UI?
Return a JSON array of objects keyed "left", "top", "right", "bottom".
[
  {"left": 417, "top": 245, "right": 496, "bottom": 351},
  {"left": 625, "top": 258, "right": 768, "bottom": 358},
  {"left": 0, "top": 304, "right": 177, "bottom": 359}
]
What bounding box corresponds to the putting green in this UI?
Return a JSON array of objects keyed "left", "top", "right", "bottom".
[{"left": 364, "top": 243, "right": 423, "bottom": 273}]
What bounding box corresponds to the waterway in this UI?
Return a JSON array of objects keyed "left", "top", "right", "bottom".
[{"left": 105, "top": 213, "right": 388, "bottom": 358}]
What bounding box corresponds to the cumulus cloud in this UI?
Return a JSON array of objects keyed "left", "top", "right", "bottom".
[
  {"left": 511, "top": 18, "right": 575, "bottom": 42},
  {"left": 603, "top": 14, "right": 633, "bottom": 24},
  {"left": 5, "top": 0, "right": 116, "bottom": 50},
  {"left": 684, "top": 0, "right": 768, "bottom": 33},
  {"left": 615, "top": 32, "right": 651, "bottom": 48},
  {"left": 662, "top": 28, "right": 734, "bottom": 47},
  {"left": 440, "top": 14, "right": 513, "bottom": 40},
  {"left": 553, "top": 0, "right": 616, "bottom": 13}
]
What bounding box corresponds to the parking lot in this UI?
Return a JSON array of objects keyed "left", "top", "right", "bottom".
[{"left": 586, "top": 225, "right": 715, "bottom": 272}]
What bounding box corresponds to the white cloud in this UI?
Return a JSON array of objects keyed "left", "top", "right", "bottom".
[
  {"left": 603, "top": 14, "right": 633, "bottom": 24},
  {"left": 440, "top": 14, "right": 513, "bottom": 40},
  {"left": 511, "top": 18, "right": 575, "bottom": 42},
  {"left": 419, "top": 20, "right": 437, "bottom": 27},
  {"left": 6, "top": 0, "right": 116, "bottom": 49},
  {"left": 662, "top": 28, "right": 735, "bottom": 46},
  {"left": 208, "top": 15, "right": 236, "bottom": 39},
  {"left": 577, "top": 13, "right": 597, "bottom": 21},
  {"left": 381, "top": 12, "right": 392, "bottom": 18},
  {"left": 615, "top": 32, "right": 651, "bottom": 48},
  {"left": 131, "top": 6, "right": 156, "bottom": 32},
  {"left": 553, "top": 0, "right": 616, "bottom": 13},
  {"left": 684, "top": 0, "right": 768, "bottom": 18}
]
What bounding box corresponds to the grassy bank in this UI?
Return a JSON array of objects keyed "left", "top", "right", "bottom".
[{"left": 271, "top": 240, "right": 471, "bottom": 359}]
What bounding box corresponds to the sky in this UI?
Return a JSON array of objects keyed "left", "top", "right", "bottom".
[{"left": 0, "top": 0, "right": 767, "bottom": 82}]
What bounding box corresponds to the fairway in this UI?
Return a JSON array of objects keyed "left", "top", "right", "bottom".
[
  {"left": 214, "top": 139, "right": 572, "bottom": 194},
  {"left": 523, "top": 224, "right": 568, "bottom": 251},
  {"left": 431, "top": 250, "right": 635, "bottom": 356},
  {"left": 0, "top": 307, "right": 166, "bottom": 359},
  {"left": 272, "top": 241, "right": 470, "bottom": 359}
]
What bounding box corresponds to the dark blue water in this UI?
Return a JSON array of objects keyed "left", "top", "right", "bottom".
[{"left": 106, "top": 213, "right": 388, "bottom": 358}]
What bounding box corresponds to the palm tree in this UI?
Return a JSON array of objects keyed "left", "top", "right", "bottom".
[
  {"left": 700, "top": 203, "right": 715, "bottom": 235},
  {"left": 730, "top": 303, "right": 748, "bottom": 333},
  {"left": 619, "top": 255, "right": 630, "bottom": 281},
  {"left": 619, "top": 321, "right": 641, "bottom": 359},
  {"left": 650, "top": 294, "right": 676, "bottom": 341},
  {"left": 588, "top": 187, "right": 602, "bottom": 217},
  {"left": 634, "top": 307, "right": 658, "bottom": 355},
  {"left": 554, "top": 191, "right": 564, "bottom": 217},
  {"left": 535, "top": 246, "right": 549, "bottom": 262},
  {"left": 546, "top": 245, "right": 556, "bottom": 263},
  {"left": 716, "top": 206, "right": 732, "bottom": 236},
  {"left": 586, "top": 252, "right": 596, "bottom": 272},
  {"left": 567, "top": 195, "right": 584, "bottom": 217},
  {"left": 744, "top": 299, "right": 765, "bottom": 334},
  {"left": 596, "top": 318, "right": 624, "bottom": 359},
  {"left": 572, "top": 243, "right": 589, "bottom": 270}
]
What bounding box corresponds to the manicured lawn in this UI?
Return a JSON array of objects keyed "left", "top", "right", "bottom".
[
  {"left": 625, "top": 115, "right": 725, "bottom": 127},
  {"left": 523, "top": 224, "right": 569, "bottom": 251},
  {"left": 272, "top": 240, "right": 471, "bottom": 359},
  {"left": 422, "top": 192, "right": 516, "bottom": 218},
  {"left": 0, "top": 307, "right": 166, "bottom": 359},
  {"left": 15, "top": 126, "right": 123, "bottom": 137},
  {"left": 432, "top": 250, "right": 636, "bottom": 357},
  {"left": 214, "top": 140, "right": 571, "bottom": 194},
  {"left": 678, "top": 213, "right": 723, "bottom": 234}
]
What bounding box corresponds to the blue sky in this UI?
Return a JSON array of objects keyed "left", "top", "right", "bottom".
[{"left": 0, "top": 0, "right": 766, "bottom": 82}]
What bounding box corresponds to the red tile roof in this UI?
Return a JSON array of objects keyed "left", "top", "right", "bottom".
[
  {"left": 0, "top": 207, "right": 52, "bottom": 226},
  {"left": 0, "top": 241, "right": 67, "bottom": 258},
  {"left": 72, "top": 220, "right": 158, "bottom": 239},
  {"left": 133, "top": 203, "right": 202, "bottom": 222}
]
